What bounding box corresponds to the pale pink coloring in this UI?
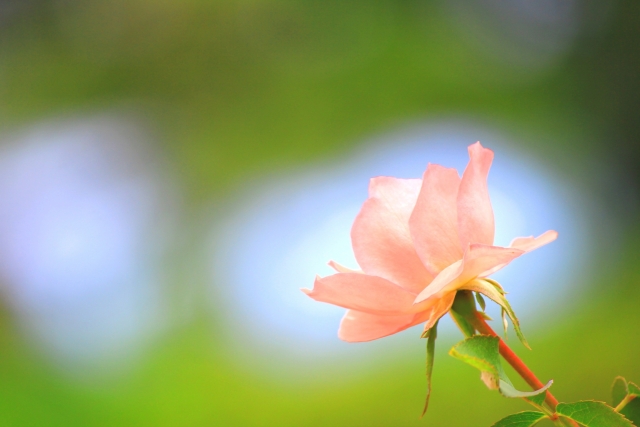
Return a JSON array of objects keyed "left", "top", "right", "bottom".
[{"left": 302, "top": 142, "right": 557, "bottom": 342}]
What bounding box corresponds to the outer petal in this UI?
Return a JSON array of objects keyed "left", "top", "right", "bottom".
[
  {"left": 414, "top": 244, "right": 524, "bottom": 304},
  {"left": 338, "top": 291, "right": 456, "bottom": 342},
  {"left": 421, "top": 291, "right": 456, "bottom": 333},
  {"left": 351, "top": 177, "right": 433, "bottom": 294},
  {"left": 302, "top": 273, "right": 415, "bottom": 315},
  {"left": 510, "top": 230, "right": 558, "bottom": 252},
  {"left": 457, "top": 142, "right": 495, "bottom": 248},
  {"left": 328, "top": 260, "right": 362, "bottom": 274},
  {"left": 409, "top": 164, "right": 463, "bottom": 275},
  {"left": 338, "top": 310, "right": 418, "bottom": 342},
  {"left": 478, "top": 230, "right": 558, "bottom": 277}
]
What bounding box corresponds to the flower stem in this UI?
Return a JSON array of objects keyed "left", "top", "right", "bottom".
[
  {"left": 471, "top": 312, "right": 559, "bottom": 409},
  {"left": 470, "top": 312, "right": 580, "bottom": 427}
]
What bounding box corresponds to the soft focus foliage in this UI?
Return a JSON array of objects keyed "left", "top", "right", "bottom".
[
  {"left": 612, "top": 377, "right": 640, "bottom": 425},
  {"left": 449, "top": 335, "right": 552, "bottom": 399}
]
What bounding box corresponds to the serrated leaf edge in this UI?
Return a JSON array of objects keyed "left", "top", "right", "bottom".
[
  {"left": 490, "top": 411, "right": 549, "bottom": 427},
  {"left": 557, "top": 400, "right": 636, "bottom": 427}
]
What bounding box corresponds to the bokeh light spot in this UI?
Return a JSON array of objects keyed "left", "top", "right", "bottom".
[{"left": 0, "top": 116, "right": 179, "bottom": 371}]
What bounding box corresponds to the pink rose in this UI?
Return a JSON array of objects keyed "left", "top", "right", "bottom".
[{"left": 303, "top": 142, "right": 556, "bottom": 342}]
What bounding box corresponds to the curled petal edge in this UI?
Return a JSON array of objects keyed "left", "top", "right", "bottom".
[{"left": 413, "top": 244, "right": 524, "bottom": 305}]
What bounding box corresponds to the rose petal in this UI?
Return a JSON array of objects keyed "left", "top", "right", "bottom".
[
  {"left": 413, "top": 261, "right": 463, "bottom": 305},
  {"left": 510, "top": 230, "right": 558, "bottom": 252},
  {"left": 338, "top": 291, "right": 456, "bottom": 342},
  {"left": 409, "top": 164, "right": 463, "bottom": 275},
  {"left": 421, "top": 291, "right": 456, "bottom": 333},
  {"left": 338, "top": 310, "right": 418, "bottom": 342},
  {"left": 328, "top": 260, "right": 362, "bottom": 274},
  {"left": 414, "top": 244, "right": 524, "bottom": 304},
  {"left": 478, "top": 230, "right": 558, "bottom": 277},
  {"left": 351, "top": 177, "right": 433, "bottom": 294},
  {"left": 457, "top": 142, "right": 495, "bottom": 248},
  {"left": 302, "top": 273, "right": 416, "bottom": 315}
]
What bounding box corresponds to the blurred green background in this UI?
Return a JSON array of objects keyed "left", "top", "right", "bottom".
[{"left": 0, "top": 1, "right": 638, "bottom": 426}]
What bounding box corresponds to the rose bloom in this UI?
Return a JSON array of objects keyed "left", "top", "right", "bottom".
[{"left": 302, "top": 142, "right": 556, "bottom": 342}]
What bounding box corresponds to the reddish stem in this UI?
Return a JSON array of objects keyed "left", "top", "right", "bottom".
[{"left": 473, "top": 312, "right": 559, "bottom": 410}]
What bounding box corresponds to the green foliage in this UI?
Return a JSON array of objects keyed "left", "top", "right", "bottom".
[
  {"left": 623, "top": 401, "right": 640, "bottom": 426},
  {"left": 449, "top": 336, "right": 551, "bottom": 401},
  {"left": 525, "top": 390, "right": 549, "bottom": 408},
  {"left": 623, "top": 403, "right": 640, "bottom": 427},
  {"left": 614, "top": 377, "right": 630, "bottom": 407},
  {"left": 421, "top": 321, "right": 438, "bottom": 417},
  {"left": 611, "top": 377, "right": 640, "bottom": 426},
  {"left": 450, "top": 335, "right": 504, "bottom": 390},
  {"left": 490, "top": 411, "right": 548, "bottom": 427},
  {"left": 556, "top": 401, "right": 635, "bottom": 427}
]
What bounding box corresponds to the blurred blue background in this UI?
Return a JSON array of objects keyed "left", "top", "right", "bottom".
[{"left": 0, "top": 1, "right": 638, "bottom": 426}]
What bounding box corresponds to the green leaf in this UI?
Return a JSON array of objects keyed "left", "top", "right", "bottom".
[
  {"left": 610, "top": 377, "right": 640, "bottom": 425},
  {"left": 421, "top": 321, "right": 438, "bottom": 417},
  {"left": 450, "top": 335, "right": 503, "bottom": 390},
  {"left": 628, "top": 382, "right": 640, "bottom": 397},
  {"left": 620, "top": 400, "right": 640, "bottom": 427},
  {"left": 490, "top": 411, "right": 548, "bottom": 427},
  {"left": 465, "top": 279, "right": 530, "bottom": 349},
  {"left": 621, "top": 382, "right": 640, "bottom": 426},
  {"left": 525, "top": 389, "right": 550, "bottom": 407},
  {"left": 613, "top": 377, "right": 629, "bottom": 407},
  {"left": 556, "top": 401, "right": 635, "bottom": 427},
  {"left": 449, "top": 336, "right": 552, "bottom": 401}
]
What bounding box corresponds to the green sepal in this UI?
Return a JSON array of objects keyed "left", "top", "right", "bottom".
[
  {"left": 478, "top": 311, "right": 493, "bottom": 321},
  {"left": 556, "top": 401, "right": 635, "bottom": 427},
  {"left": 490, "top": 411, "right": 548, "bottom": 427},
  {"left": 475, "top": 292, "right": 487, "bottom": 311},
  {"left": 501, "top": 308, "right": 509, "bottom": 339},
  {"left": 421, "top": 321, "right": 438, "bottom": 417},
  {"left": 449, "top": 335, "right": 552, "bottom": 401},
  {"left": 484, "top": 278, "right": 506, "bottom": 293},
  {"left": 450, "top": 309, "right": 476, "bottom": 338},
  {"left": 450, "top": 291, "right": 477, "bottom": 338},
  {"left": 465, "top": 279, "right": 530, "bottom": 349}
]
